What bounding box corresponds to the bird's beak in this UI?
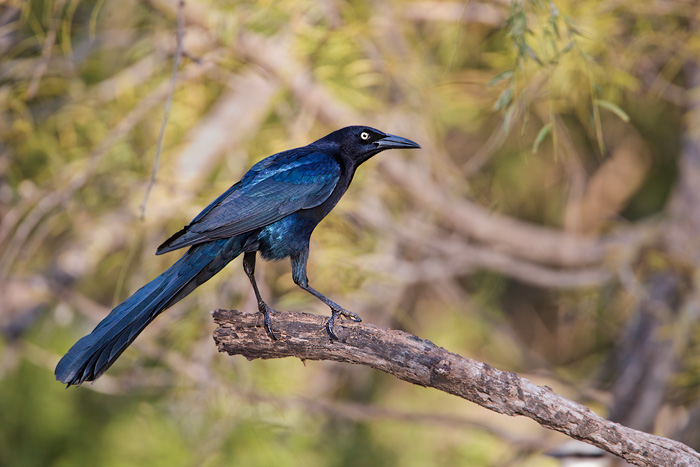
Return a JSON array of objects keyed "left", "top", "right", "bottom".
[{"left": 375, "top": 133, "right": 421, "bottom": 150}]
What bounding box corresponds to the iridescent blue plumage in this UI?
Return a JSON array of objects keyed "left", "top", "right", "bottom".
[
  {"left": 55, "top": 126, "right": 420, "bottom": 386},
  {"left": 156, "top": 150, "right": 341, "bottom": 252}
]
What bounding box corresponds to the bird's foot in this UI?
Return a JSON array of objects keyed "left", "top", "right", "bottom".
[
  {"left": 258, "top": 302, "right": 278, "bottom": 340},
  {"left": 325, "top": 308, "right": 362, "bottom": 340}
]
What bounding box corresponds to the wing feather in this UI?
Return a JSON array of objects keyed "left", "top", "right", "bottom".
[{"left": 157, "top": 150, "right": 341, "bottom": 253}]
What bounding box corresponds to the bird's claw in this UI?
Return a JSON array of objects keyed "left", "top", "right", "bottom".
[
  {"left": 258, "top": 303, "right": 278, "bottom": 340},
  {"left": 325, "top": 308, "right": 362, "bottom": 340},
  {"left": 341, "top": 309, "right": 362, "bottom": 322}
]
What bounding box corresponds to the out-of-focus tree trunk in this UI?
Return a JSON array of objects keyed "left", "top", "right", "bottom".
[{"left": 607, "top": 59, "right": 700, "bottom": 443}]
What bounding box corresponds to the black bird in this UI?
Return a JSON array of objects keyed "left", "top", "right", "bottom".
[{"left": 55, "top": 126, "right": 420, "bottom": 386}]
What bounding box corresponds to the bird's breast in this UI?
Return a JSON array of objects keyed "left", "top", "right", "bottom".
[{"left": 256, "top": 213, "right": 318, "bottom": 261}]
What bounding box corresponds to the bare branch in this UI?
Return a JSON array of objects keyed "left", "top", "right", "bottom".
[
  {"left": 381, "top": 160, "right": 657, "bottom": 268},
  {"left": 390, "top": 242, "right": 614, "bottom": 288},
  {"left": 174, "top": 70, "right": 279, "bottom": 184},
  {"left": 213, "top": 309, "right": 700, "bottom": 467},
  {"left": 564, "top": 134, "right": 651, "bottom": 234},
  {"left": 356, "top": 205, "right": 614, "bottom": 289}
]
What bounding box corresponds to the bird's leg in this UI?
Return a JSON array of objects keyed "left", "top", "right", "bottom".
[
  {"left": 301, "top": 283, "right": 362, "bottom": 339},
  {"left": 291, "top": 249, "right": 361, "bottom": 340},
  {"left": 243, "top": 251, "right": 277, "bottom": 340}
]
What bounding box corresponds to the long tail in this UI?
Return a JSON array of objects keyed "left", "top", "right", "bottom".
[{"left": 55, "top": 236, "right": 245, "bottom": 386}]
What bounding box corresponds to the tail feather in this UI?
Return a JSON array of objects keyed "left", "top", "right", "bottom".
[
  {"left": 55, "top": 236, "right": 245, "bottom": 386},
  {"left": 156, "top": 226, "right": 194, "bottom": 255}
]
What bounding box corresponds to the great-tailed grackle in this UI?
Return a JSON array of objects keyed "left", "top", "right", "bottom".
[{"left": 55, "top": 126, "right": 420, "bottom": 386}]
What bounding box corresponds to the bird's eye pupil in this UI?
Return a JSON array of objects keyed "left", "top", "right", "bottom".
[{"left": 360, "top": 132, "right": 370, "bottom": 140}]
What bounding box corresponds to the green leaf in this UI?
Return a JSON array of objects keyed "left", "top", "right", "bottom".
[
  {"left": 550, "top": 17, "right": 560, "bottom": 39},
  {"left": 487, "top": 71, "right": 513, "bottom": 87},
  {"left": 597, "top": 99, "right": 630, "bottom": 122},
  {"left": 494, "top": 87, "right": 513, "bottom": 112},
  {"left": 526, "top": 46, "right": 544, "bottom": 66},
  {"left": 532, "top": 123, "right": 552, "bottom": 153},
  {"left": 560, "top": 41, "right": 574, "bottom": 55}
]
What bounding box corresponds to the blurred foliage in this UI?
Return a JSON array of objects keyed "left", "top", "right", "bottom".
[{"left": 1, "top": 0, "right": 699, "bottom": 465}]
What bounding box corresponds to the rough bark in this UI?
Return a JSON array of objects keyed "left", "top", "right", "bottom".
[{"left": 213, "top": 309, "right": 700, "bottom": 467}]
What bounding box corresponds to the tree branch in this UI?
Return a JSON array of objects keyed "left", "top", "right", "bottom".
[{"left": 213, "top": 309, "right": 700, "bottom": 467}]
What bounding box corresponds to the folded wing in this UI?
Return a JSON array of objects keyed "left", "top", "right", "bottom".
[{"left": 157, "top": 150, "right": 341, "bottom": 254}]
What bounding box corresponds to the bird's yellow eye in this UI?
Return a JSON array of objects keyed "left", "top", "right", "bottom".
[{"left": 360, "top": 132, "right": 370, "bottom": 140}]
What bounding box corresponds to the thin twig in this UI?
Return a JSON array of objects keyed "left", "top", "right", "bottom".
[
  {"left": 140, "top": 0, "right": 185, "bottom": 219},
  {"left": 443, "top": 0, "right": 472, "bottom": 77}
]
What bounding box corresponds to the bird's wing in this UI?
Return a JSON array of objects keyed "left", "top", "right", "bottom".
[{"left": 157, "top": 151, "right": 341, "bottom": 253}]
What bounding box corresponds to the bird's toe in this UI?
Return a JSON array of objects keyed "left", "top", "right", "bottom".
[
  {"left": 339, "top": 308, "right": 362, "bottom": 322},
  {"left": 257, "top": 303, "right": 278, "bottom": 340}
]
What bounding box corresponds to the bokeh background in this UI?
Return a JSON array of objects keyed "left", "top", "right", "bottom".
[{"left": 2, "top": 0, "right": 700, "bottom": 465}]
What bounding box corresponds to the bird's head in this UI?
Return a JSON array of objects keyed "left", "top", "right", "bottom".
[{"left": 317, "top": 125, "right": 421, "bottom": 166}]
